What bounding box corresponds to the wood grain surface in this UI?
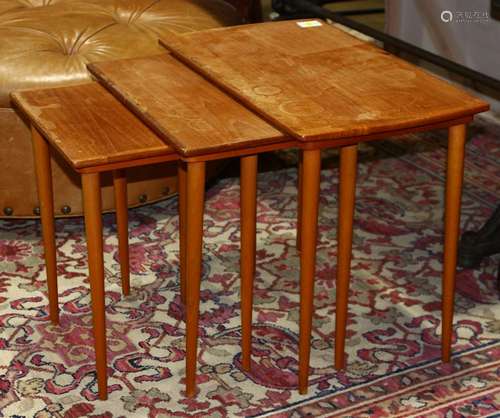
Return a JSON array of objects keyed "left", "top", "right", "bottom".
[
  {"left": 88, "top": 55, "right": 286, "bottom": 157},
  {"left": 160, "top": 20, "right": 489, "bottom": 142},
  {"left": 11, "top": 83, "right": 173, "bottom": 170}
]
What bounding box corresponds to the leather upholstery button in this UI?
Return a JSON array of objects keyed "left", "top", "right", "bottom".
[{"left": 61, "top": 205, "right": 72, "bottom": 215}]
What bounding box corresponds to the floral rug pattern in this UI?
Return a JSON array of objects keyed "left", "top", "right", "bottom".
[{"left": 0, "top": 117, "right": 499, "bottom": 417}]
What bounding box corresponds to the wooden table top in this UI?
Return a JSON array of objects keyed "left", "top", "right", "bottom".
[
  {"left": 88, "top": 54, "right": 286, "bottom": 157},
  {"left": 11, "top": 83, "right": 174, "bottom": 170},
  {"left": 160, "top": 20, "right": 489, "bottom": 142}
]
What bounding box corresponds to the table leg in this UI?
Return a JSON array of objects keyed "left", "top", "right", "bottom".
[
  {"left": 185, "top": 161, "right": 206, "bottom": 398},
  {"left": 298, "top": 149, "right": 321, "bottom": 395},
  {"left": 442, "top": 124, "right": 466, "bottom": 362},
  {"left": 32, "top": 127, "right": 59, "bottom": 325},
  {"left": 82, "top": 173, "right": 108, "bottom": 400},
  {"left": 240, "top": 155, "right": 258, "bottom": 371},
  {"left": 112, "top": 170, "right": 130, "bottom": 296},
  {"left": 297, "top": 150, "right": 304, "bottom": 251},
  {"left": 178, "top": 161, "right": 187, "bottom": 305},
  {"left": 335, "top": 144, "right": 358, "bottom": 370}
]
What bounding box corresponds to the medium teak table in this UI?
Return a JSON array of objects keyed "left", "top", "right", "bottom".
[{"left": 88, "top": 53, "right": 295, "bottom": 397}]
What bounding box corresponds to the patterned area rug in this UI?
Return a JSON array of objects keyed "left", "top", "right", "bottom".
[{"left": 1, "top": 117, "right": 499, "bottom": 417}]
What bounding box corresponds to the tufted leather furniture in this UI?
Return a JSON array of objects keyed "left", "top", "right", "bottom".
[{"left": 0, "top": 0, "right": 259, "bottom": 217}]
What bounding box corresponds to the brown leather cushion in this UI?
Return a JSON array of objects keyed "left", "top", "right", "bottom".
[{"left": 0, "top": 0, "right": 240, "bottom": 108}]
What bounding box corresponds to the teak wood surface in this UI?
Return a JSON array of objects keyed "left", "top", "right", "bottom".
[
  {"left": 11, "top": 83, "right": 174, "bottom": 170},
  {"left": 88, "top": 54, "right": 286, "bottom": 157},
  {"left": 160, "top": 20, "right": 489, "bottom": 142}
]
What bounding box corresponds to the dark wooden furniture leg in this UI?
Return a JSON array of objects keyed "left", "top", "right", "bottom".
[
  {"left": 298, "top": 149, "right": 321, "bottom": 395},
  {"left": 112, "top": 170, "right": 130, "bottom": 296},
  {"left": 32, "top": 128, "right": 59, "bottom": 325},
  {"left": 442, "top": 124, "right": 466, "bottom": 362},
  {"left": 185, "top": 161, "right": 206, "bottom": 397},
  {"left": 498, "top": 260, "right": 500, "bottom": 293},
  {"left": 458, "top": 203, "right": 500, "bottom": 268},
  {"left": 178, "top": 161, "right": 187, "bottom": 305},
  {"left": 240, "top": 155, "right": 258, "bottom": 371},
  {"left": 335, "top": 144, "right": 358, "bottom": 370},
  {"left": 82, "top": 173, "right": 108, "bottom": 400}
]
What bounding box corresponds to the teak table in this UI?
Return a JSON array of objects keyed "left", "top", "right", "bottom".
[
  {"left": 88, "top": 54, "right": 295, "bottom": 397},
  {"left": 11, "top": 83, "right": 178, "bottom": 400},
  {"left": 159, "top": 19, "right": 490, "bottom": 393}
]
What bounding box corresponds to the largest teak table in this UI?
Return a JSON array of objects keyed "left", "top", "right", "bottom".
[{"left": 159, "top": 19, "right": 490, "bottom": 393}]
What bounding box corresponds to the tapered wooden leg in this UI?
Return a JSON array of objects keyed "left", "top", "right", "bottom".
[
  {"left": 335, "top": 144, "right": 358, "bottom": 370},
  {"left": 112, "top": 170, "right": 130, "bottom": 296},
  {"left": 442, "top": 124, "right": 466, "bottom": 362},
  {"left": 185, "top": 161, "right": 206, "bottom": 398},
  {"left": 298, "top": 149, "right": 321, "bottom": 395},
  {"left": 82, "top": 173, "right": 108, "bottom": 400},
  {"left": 297, "top": 150, "right": 304, "bottom": 251},
  {"left": 178, "top": 161, "right": 187, "bottom": 305},
  {"left": 240, "top": 155, "right": 258, "bottom": 372},
  {"left": 32, "top": 128, "right": 59, "bottom": 325}
]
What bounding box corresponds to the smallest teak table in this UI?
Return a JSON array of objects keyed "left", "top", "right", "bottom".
[{"left": 12, "top": 83, "right": 178, "bottom": 400}]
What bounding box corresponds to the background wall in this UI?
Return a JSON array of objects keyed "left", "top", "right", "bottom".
[{"left": 385, "top": 0, "right": 499, "bottom": 80}]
